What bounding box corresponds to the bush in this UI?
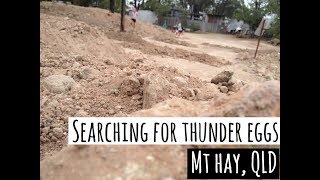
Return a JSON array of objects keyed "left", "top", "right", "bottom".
[
  {"left": 188, "top": 23, "right": 200, "bottom": 32},
  {"left": 267, "top": 18, "right": 280, "bottom": 39},
  {"left": 73, "top": 0, "right": 91, "bottom": 7}
]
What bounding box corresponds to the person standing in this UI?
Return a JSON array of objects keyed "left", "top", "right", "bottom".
[
  {"left": 177, "top": 23, "right": 183, "bottom": 37},
  {"left": 163, "top": 20, "right": 167, "bottom": 29},
  {"left": 130, "top": 7, "right": 138, "bottom": 29}
]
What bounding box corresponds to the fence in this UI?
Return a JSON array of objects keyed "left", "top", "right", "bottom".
[{"left": 157, "top": 16, "right": 223, "bottom": 33}]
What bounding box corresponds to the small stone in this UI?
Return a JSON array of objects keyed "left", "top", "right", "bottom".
[
  {"left": 52, "top": 127, "right": 64, "bottom": 139},
  {"left": 42, "top": 127, "right": 50, "bottom": 135},
  {"left": 114, "top": 177, "right": 123, "bottom": 180},
  {"left": 182, "top": 88, "right": 195, "bottom": 98},
  {"left": 109, "top": 109, "right": 116, "bottom": 115},
  {"left": 51, "top": 136, "right": 58, "bottom": 142},
  {"left": 163, "top": 177, "right": 175, "bottom": 180},
  {"left": 132, "top": 94, "right": 142, "bottom": 100},
  {"left": 220, "top": 86, "right": 228, "bottom": 93},
  {"left": 173, "top": 76, "right": 187, "bottom": 87},
  {"left": 146, "top": 155, "right": 155, "bottom": 161},
  {"left": 193, "top": 88, "right": 200, "bottom": 95},
  {"left": 115, "top": 105, "right": 122, "bottom": 110},
  {"left": 40, "top": 136, "right": 46, "bottom": 143}
]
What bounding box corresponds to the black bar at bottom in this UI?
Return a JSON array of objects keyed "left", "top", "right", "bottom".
[{"left": 187, "top": 148, "right": 279, "bottom": 179}]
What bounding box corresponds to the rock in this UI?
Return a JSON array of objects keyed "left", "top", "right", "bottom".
[
  {"left": 172, "top": 76, "right": 187, "bottom": 87},
  {"left": 163, "top": 177, "right": 175, "bottom": 180},
  {"left": 108, "top": 109, "right": 116, "bottom": 115},
  {"left": 142, "top": 71, "right": 172, "bottom": 109},
  {"left": 79, "top": 67, "right": 100, "bottom": 80},
  {"left": 120, "top": 76, "right": 141, "bottom": 96},
  {"left": 72, "top": 62, "right": 81, "bottom": 68},
  {"left": 271, "top": 38, "right": 280, "bottom": 45},
  {"left": 40, "top": 136, "right": 46, "bottom": 143},
  {"left": 196, "top": 83, "right": 220, "bottom": 100},
  {"left": 52, "top": 127, "right": 64, "bottom": 139},
  {"left": 132, "top": 94, "right": 142, "bottom": 100},
  {"left": 146, "top": 155, "right": 155, "bottom": 161},
  {"left": 227, "top": 79, "right": 244, "bottom": 92},
  {"left": 220, "top": 86, "right": 228, "bottom": 93},
  {"left": 51, "top": 136, "right": 58, "bottom": 142},
  {"left": 221, "top": 82, "right": 228, "bottom": 86},
  {"left": 218, "top": 80, "right": 280, "bottom": 117},
  {"left": 48, "top": 133, "right": 53, "bottom": 138},
  {"left": 193, "top": 88, "right": 200, "bottom": 96},
  {"left": 210, "top": 71, "right": 233, "bottom": 84},
  {"left": 227, "top": 78, "right": 236, "bottom": 86},
  {"left": 137, "top": 74, "right": 146, "bottom": 84},
  {"left": 182, "top": 88, "right": 195, "bottom": 98},
  {"left": 43, "top": 75, "right": 75, "bottom": 93},
  {"left": 41, "top": 127, "right": 50, "bottom": 135},
  {"left": 75, "top": 110, "right": 88, "bottom": 116}
]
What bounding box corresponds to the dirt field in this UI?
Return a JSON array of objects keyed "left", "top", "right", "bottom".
[{"left": 40, "top": 2, "right": 280, "bottom": 179}]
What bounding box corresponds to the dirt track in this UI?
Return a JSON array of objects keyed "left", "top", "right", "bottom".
[{"left": 40, "top": 2, "right": 280, "bottom": 179}]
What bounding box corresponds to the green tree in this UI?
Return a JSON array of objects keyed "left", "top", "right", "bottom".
[
  {"left": 141, "top": 0, "right": 172, "bottom": 16},
  {"left": 98, "top": 0, "right": 122, "bottom": 13},
  {"left": 233, "top": 0, "right": 267, "bottom": 30},
  {"left": 265, "top": 0, "right": 280, "bottom": 38},
  {"left": 73, "top": 0, "right": 92, "bottom": 7}
]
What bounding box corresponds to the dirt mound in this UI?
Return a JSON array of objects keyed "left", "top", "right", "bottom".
[
  {"left": 104, "top": 30, "right": 230, "bottom": 67},
  {"left": 40, "top": 10, "right": 211, "bottom": 159},
  {"left": 237, "top": 50, "right": 280, "bottom": 80},
  {"left": 40, "top": 1, "right": 173, "bottom": 37},
  {"left": 153, "top": 35, "right": 197, "bottom": 47},
  {"left": 141, "top": 67, "right": 207, "bottom": 109},
  {"left": 122, "top": 41, "right": 231, "bottom": 67},
  {"left": 133, "top": 80, "right": 280, "bottom": 117}
]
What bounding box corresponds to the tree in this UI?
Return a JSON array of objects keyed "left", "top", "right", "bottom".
[
  {"left": 120, "top": 0, "right": 125, "bottom": 31},
  {"left": 110, "top": 0, "right": 115, "bottom": 13},
  {"left": 73, "top": 0, "right": 92, "bottom": 7},
  {"left": 233, "top": 0, "right": 267, "bottom": 30},
  {"left": 265, "top": 0, "right": 280, "bottom": 38},
  {"left": 141, "top": 0, "right": 172, "bottom": 16}
]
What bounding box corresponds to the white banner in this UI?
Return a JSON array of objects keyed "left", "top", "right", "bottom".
[{"left": 68, "top": 117, "right": 280, "bottom": 145}]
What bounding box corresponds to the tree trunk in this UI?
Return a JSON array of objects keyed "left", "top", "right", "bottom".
[
  {"left": 120, "top": 0, "right": 126, "bottom": 32},
  {"left": 134, "top": 0, "right": 137, "bottom": 8},
  {"left": 110, "top": 0, "right": 115, "bottom": 13}
]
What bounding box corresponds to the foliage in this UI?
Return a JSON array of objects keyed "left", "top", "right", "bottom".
[
  {"left": 73, "top": 0, "right": 92, "bottom": 7},
  {"left": 264, "top": 17, "right": 279, "bottom": 39},
  {"left": 232, "top": 0, "right": 279, "bottom": 38},
  {"left": 140, "top": 0, "right": 172, "bottom": 16},
  {"left": 233, "top": 0, "right": 267, "bottom": 30},
  {"left": 188, "top": 22, "right": 200, "bottom": 32},
  {"left": 98, "top": 0, "right": 122, "bottom": 13}
]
